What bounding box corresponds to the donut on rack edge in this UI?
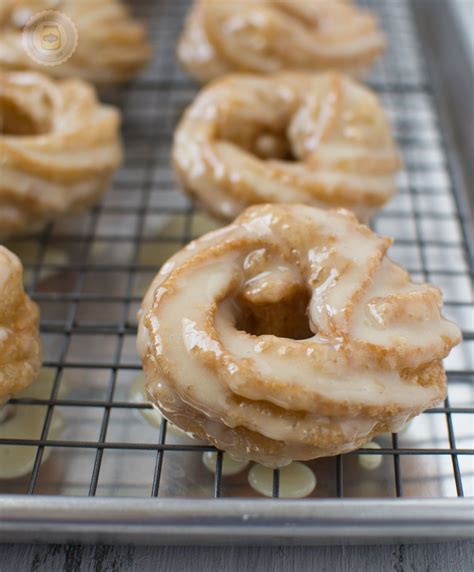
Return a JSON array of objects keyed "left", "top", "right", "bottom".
[{"left": 0, "top": 246, "right": 41, "bottom": 403}]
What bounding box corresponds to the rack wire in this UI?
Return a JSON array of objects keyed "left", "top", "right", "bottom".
[{"left": 1, "top": 0, "right": 473, "bottom": 505}]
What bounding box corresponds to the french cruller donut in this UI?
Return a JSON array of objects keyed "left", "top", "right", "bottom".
[
  {"left": 173, "top": 72, "right": 401, "bottom": 222},
  {"left": 137, "top": 205, "right": 461, "bottom": 467},
  {"left": 0, "top": 246, "right": 41, "bottom": 403},
  {"left": 0, "top": 0, "right": 150, "bottom": 84},
  {"left": 178, "top": 0, "right": 386, "bottom": 83},
  {"left": 0, "top": 71, "right": 123, "bottom": 237}
]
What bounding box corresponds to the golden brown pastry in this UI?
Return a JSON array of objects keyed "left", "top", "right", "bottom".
[
  {"left": 173, "top": 72, "right": 401, "bottom": 222},
  {"left": 0, "top": 246, "right": 41, "bottom": 402},
  {"left": 0, "top": 71, "right": 123, "bottom": 238},
  {"left": 137, "top": 204, "right": 461, "bottom": 467},
  {"left": 178, "top": 0, "right": 385, "bottom": 83},
  {"left": 0, "top": 0, "right": 150, "bottom": 84}
]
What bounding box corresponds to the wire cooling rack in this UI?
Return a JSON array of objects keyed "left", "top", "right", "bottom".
[{"left": 0, "top": 0, "right": 473, "bottom": 540}]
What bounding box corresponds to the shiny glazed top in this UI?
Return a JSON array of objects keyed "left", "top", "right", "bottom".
[
  {"left": 137, "top": 205, "right": 461, "bottom": 466},
  {"left": 173, "top": 72, "right": 401, "bottom": 222},
  {"left": 0, "top": 71, "right": 123, "bottom": 237},
  {"left": 0, "top": 0, "right": 150, "bottom": 84},
  {"left": 178, "top": 0, "right": 386, "bottom": 83}
]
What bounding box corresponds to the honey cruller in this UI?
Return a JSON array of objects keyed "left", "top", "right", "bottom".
[
  {"left": 0, "top": 0, "right": 150, "bottom": 84},
  {"left": 178, "top": 0, "right": 385, "bottom": 83},
  {"left": 0, "top": 246, "right": 41, "bottom": 402},
  {"left": 137, "top": 205, "right": 461, "bottom": 467},
  {"left": 0, "top": 71, "right": 123, "bottom": 238},
  {"left": 173, "top": 72, "right": 401, "bottom": 222}
]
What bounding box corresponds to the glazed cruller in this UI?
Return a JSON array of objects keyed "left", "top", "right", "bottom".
[
  {"left": 137, "top": 204, "right": 461, "bottom": 467},
  {"left": 0, "top": 246, "right": 41, "bottom": 406}
]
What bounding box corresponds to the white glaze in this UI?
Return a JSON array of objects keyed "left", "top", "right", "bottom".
[
  {"left": 173, "top": 73, "right": 401, "bottom": 222},
  {"left": 248, "top": 462, "right": 316, "bottom": 498},
  {"left": 0, "top": 71, "right": 122, "bottom": 238},
  {"left": 358, "top": 440, "right": 382, "bottom": 471},
  {"left": 137, "top": 205, "right": 462, "bottom": 466},
  {"left": 0, "top": 246, "right": 41, "bottom": 402},
  {"left": 178, "top": 1, "right": 386, "bottom": 83},
  {"left": 129, "top": 373, "right": 164, "bottom": 430},
  {"left": 129, "top": 373, "right": 199, "bottom": 441},
  {"left": 0, "top": 1, "right": 150, "bottom": 84},
  {"left": 202, "top": 451, "right": 249, "bottom": 476}
]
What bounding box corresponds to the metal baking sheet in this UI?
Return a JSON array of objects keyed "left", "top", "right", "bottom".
[{"left": 0, "top": 0, "right": 473, "bottom": 544}]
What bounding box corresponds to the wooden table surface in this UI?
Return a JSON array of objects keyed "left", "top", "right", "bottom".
[{"left": 0, "top": 541, "right": 472, "bottom": 571}]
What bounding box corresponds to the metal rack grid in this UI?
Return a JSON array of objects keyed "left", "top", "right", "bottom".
[{"left": 0, "top": 0, "right": 473, "bottom": 510}]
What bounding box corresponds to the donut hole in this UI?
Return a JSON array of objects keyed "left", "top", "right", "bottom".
[
  {"left": 235, "top": 286, "right": 312, "bottom": 340},
  {"left": 218, "top": 122, "right": 296, "bottom": 161},
  {"left": 0, "top": 97, "right": 52, "bottom": 136},
  {"left": 252, "top": 132, "right": 296, "bottom": 161}
]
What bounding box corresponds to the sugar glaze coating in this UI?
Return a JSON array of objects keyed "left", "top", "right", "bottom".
[
  {"left": 0, "top": 71, "right": 123, "bottom": 237},
  {"left": 173, "top": 72, "right": 401, "bottom": 222},
  {"left": 178, "top": 0, "right": 385, "bottom": 83},
  {"left": 137, "top": 205, "right": 461, "bottom": 467},
  {"left": 0, "top": 0, "right": 150, "bottom": 84}
]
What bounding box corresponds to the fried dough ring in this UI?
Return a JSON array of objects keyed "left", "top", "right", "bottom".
[
  {"left": 0, "top": 0, "right": 150, "bottom": 84},
  {"left": 0, "top": 71, "right": 123, "bottom": 238},
  {"left": 178, "top": 0, "right": 385, "bottom": 83},
  {"left": 0, "top": 246, "right": 41, "bottom": 402},
  {"left": 137, "top": 205, "right": 461, "bottom": 467},
  {"left": 173, "top": 72, "right": 401, "bottom": 222}
]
